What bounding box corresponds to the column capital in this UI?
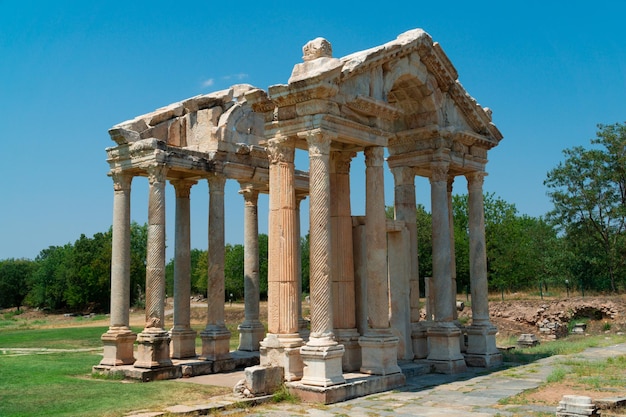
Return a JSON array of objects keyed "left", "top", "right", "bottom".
[
  {"left": 239, "top": 185, "right": 260, "bottom": 206},
  {"left": 364, "top": 146, "right": 384, "bottom": 167},
  {"left": 331, "top": 150, "right": 356, "bottom": 174},
  {"left": 146, "top": 164, "right": 168, "bottom": 185},
  {"left": 466, "top": 171, "right": 487, "bottom": 188},
  {"left": 170, "top": 179, "right": 197, "bottom": 198},
  {"left": 111, "top": 171, "right": 133, "bottom": 191},
  {"left": 303, "top": 129, "right": 332, "bottom": 157},
  {"left": 390, "top": 165, "right": 415, "bottom": 186},
  {"left": 207, "top": 173, "right": 226, "bottom": 192},
  {"left": 429, "top": 162, "right": 449, "bottom": 183},
  {"left": 267, "top": 138, "right": 295, "bottom": 164}
]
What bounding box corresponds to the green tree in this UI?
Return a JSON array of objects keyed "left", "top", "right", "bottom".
[
  {"left": 29, "top": 245, "right": 73, "bottom": 310},
  {"left": 0, "top": 258, "right": 35, "bottom": 310},
  {"left": 224, "top": 243, "right": 245, "bottom": 300},
  {"left": 129, "top": 222, "right": 148, "bottom": 306},
  {"left": 545, "top": 123, "right": 626, "bottom": 292}
]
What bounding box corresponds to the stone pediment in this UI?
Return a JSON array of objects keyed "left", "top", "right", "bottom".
[{"left": 245, "top": 29, "right": 501, "bottom": 152}]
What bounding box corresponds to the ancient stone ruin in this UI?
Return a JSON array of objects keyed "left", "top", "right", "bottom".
[{"left": 95, "top": 29, "right": 503, "bottom": 402}]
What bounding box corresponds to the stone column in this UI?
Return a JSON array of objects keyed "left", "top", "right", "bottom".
[
  {"left": 260, "top": 138, "right": 303, "bottom": 381},
  {"left": 426, "top": 161, "right": 466, "bottom": 373},
  {"left": 237, "top": 185, "right": 265, "bottom": 352},
  {"left": 447, "top": 177, "right": 458, "bottom": 321},
  {"left": 200, "top": 174, "right": 231, "bottom": 362},
  {"left": 170, "top": 179, "right": 197, "bottom": 359},
  {"left": 359, "top": 146, "right": 400, "bottom": 376},
  {"left": 300, "top": 130, "right": 345, "bottom": 387},
  {"left": 389, "top": 167, "right": 416, "bottom": 359},
  {"left": 465, "top": 172, "right": 502, "bottom": 367},
  {"left": 330, "top": 150, "right": 360, "bottom": 372},
  {"left": 100, "top": 172, "right": 136, "bottom": 366},
  {"left": 295, "top": 193, "right": 310, "bottom": 341},
  {"left": 135, "top": 165, "right": 173, "bottom": 369}
]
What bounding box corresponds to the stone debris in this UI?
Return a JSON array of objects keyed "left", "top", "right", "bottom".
[
  {"left": 517, "top": 333, "right": 539, "bottom": 348},
  {"left": 556, "top": 395, "right": 599, "bottom": 416}
]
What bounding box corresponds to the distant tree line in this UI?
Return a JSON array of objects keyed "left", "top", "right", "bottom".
[{"left": 1, "top": 123, "right": 625, "bottom": 312}]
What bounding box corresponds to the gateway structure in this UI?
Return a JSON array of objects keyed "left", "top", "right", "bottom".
[{"left": 97, "top": 29, "right": 503, "bottom": 400}]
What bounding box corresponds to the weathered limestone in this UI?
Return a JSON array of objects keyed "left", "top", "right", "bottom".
[
  {"left": 200, "top": 174, "right": 231, "bottom": 361},
  {"left": 465, "top": 172, "right": 502, "bottom": 367},
  {"left": 100, "top": 172, "right": 136, "bottom": 366},
  {"left": 556, "top": 395, "right": 599, "bottom": 417},
  {"left": 359, "top": 147, "right": 401, "bottom": 376},
  {"left": 135, "top": 165, "right": 173, "bottom": 369},
  {"left": 295, "top": 194, "right": 310, "bottom": 341},
  {"left": 426, "top": 162, "right": 466, "bottom": 374},
  {"left": 391, "top": 166, "right": 421, "bottom": 360},
  {"left": 300, "top": 130, "right": 345, "bottom": 387},
  {"left": 170, "top": 179, "right": 197, "bottom": 359},
  {"left": 260, "top": 138, "right": 304, "bottom": 381},
  {"left": 237, "top": 186, "right": 265, "bottom": 352},
  {"left": 330, "top": 150, "right": 360, "bottom": 372}
]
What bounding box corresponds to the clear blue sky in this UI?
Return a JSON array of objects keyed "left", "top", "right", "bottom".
[{"left": 1, "top": 1, "right": 625, "bottom": 260}]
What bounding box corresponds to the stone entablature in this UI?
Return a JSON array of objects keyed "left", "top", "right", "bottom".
[{"left": 99, "top": 28, "right": 504, "bottom": 402}]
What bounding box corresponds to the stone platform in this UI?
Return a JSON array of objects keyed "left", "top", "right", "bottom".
[
  {"left": 285, "top": 362, "right": 429, "bottom": 404},
  {"left": 93, "top": 350, "right": 259, "bottom": 382}
]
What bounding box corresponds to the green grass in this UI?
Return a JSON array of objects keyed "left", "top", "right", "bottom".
[
  {"left": 0, "top": 326, "right": 231, "bottom": 417},
  {"left": 500, "top": 334, "right": 626, "bottom": 364}
]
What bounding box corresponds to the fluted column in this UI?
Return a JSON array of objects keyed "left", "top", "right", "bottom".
[
  {"left": 465, "top": 171, "right": 502, "bottom": 367},
  {"left": 170, "top": 179, "right": 197, "bottom": 359},
  {"left": 237, "top": 185, "right": 265, "bottom": 351},
  {"left": 135, "top": 165, "right": 172, "bottom": 368},
  {"left": 359, "top": 146, "right": 400, "bottom": 376},
  {"left": 331, "top": 150, "right": 360, "bottom": 371},
  {"left": 260, "top": 138, "right": 303, "bottom": 381},
  {"left": 100, "top": 172, "right": 136, "bottom": 366},
  {"left": 200, "top": 174, "right": 231, "bottom": 361},
  {"left": 300, "top": 130, "right": 345, "bottom": 387},
  {"left": 426, "top": 161, "right": 466, "bottom": 373}
]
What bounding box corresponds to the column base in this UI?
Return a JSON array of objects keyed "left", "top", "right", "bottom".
[
  {"left": 135, "top": 329, "right": 173, "bottom": 369},
  {"left": 465, "top": 322, "right": 502, "bottom": 368},
  {"left": 411, "top": 321, "right": 430, "bottom": 359},
  {"left": 335, "top": 328, "right": 361, "bottom": 372},
  {"left": 426, "top": 322, "right": 467, "bottom": 374},
  {"left": 170, "top": 327, "right": 197, "bottom": 359},
  {"left": 237, "top": 320, "right": 265, "bottom": 352},
  {"left": 99, "top": 328, "right": 136, "bottom": 366},
  {"left": 199, "top": 325, "right": 231, "bottom": 361},
  {"left": 260, "top": 333, "right": 304, "bottom": 381},
  {"left": 300, "top": 340, "right": 345, "bottom": 387},
  {"left": 358, "top": 331, "right": 401, "bottom": 376}
]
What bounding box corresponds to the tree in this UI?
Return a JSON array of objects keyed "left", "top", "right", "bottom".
[
  {"left": 224, "top": 243, "right": 245, "bottom": 300},
  {"left": 545, "top": 123, "right": 626, "bottom": 292},
  {"left": 29, "top": 245, "right": 73, "bottom": 310},
  {"left": 0, "top": 258, "right": 35, "bottom": 310}
]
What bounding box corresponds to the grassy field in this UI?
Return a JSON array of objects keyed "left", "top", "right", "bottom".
[
  {"left": 0, "top": 315, "right": 234, "bottom": 417},
  {"left": 2, "top": 302, "right": 626, "bottom": 416}
]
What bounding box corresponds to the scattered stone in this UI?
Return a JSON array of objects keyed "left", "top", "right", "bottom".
[
  {"left": 517, "top": 333, "right": 539, "bottom": 348},
  {"left": 556, "top": 395, "right": 599, "bottom": 416}
]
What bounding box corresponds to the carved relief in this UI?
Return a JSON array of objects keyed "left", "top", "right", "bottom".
[
  {"left": 305, "top": 131, "right": 331, "bottom": 157},
  {"left": 111, "top": 172, "right": 132, "bottom": 192},
  {"left": 267, "top": 139, "right": 295, "bottom": 164}
]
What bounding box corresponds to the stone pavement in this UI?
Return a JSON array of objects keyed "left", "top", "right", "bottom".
[{"left": 127, "top": 343, "right": 626, "bottom": 417}]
